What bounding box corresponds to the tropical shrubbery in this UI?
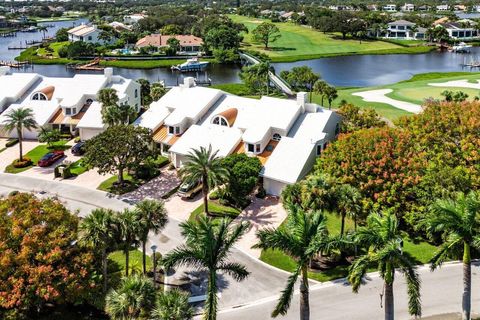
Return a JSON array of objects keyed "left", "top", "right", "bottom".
[{"left": 314, "top": 100, "right": 480, "bottom": 231}]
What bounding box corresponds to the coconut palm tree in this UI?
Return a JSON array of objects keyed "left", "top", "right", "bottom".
[
  {"left": 253, "top": 205, "right": 344, "bottom": 320},
  {"left": 98, "top": 88, "right": 119, "bottom": 108},
  {"left": 37, "top": 25, "right": 48, "bottom": 39},
  {"left": 151, "top": 289, "right": 194, "bottom": 320},
  {"left": 151, "top": 83, "right": 167, "bottom": 102},
  {"left": 313, "top": 80, "right": 328, "bottom": 106},
  {"left": 79, "top": 208, "right": 116, "bottom": 293},
  {"left": 135, "top": 199, "right": 168, "bottom": 275},
  {"left": 105, "top": 274, "right": 157, "bottom": 320},
  {"left": 116, "top": 208, "right": 142, "bottom": 276},
  {"left": 332, "top": 184, "right": 362, "bottom": 234},
  {"left": 348, "top": 213, "right": 421, "bottom": 320},
  {"left": 163, "top": 217, "right": 250, "bottom": 320},
  {"left": 179, "top": 145, "right": 228, "bottom": 216},
  {"left": 424, "top": 191, "right": 480, "bottom": 320},
  {"left": 2, "top": 107, "right": 37, "bottom": 161}
]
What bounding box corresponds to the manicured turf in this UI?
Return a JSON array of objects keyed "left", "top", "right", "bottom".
[
  {"left": 211, "top": 83, "right": 253, "bottom": 96},
  {"left": 69, "top": 159, "right": 88, "bottom": 176},
  {"left": 97, "top": 173, "right": 138, "bottom": 194},
  {"left": 5, "top": 141, "right": 69, "bottom": 174},
  {"left": 259, "top": 212, "right": 438, "bottom": 282},
  {"left": 189, "top": 201, "right": 241, "bottom": 222},
  {"left": 229, "top": 15, "right": 434, "bottom": 62},
  {"left": 328, "top": 72, "right": 480, "bottom": 121},
  {"left": 16, "top": 45, "right": 79, "bottom": 65},
  {"left": 108, "top": 249, "right": 153, "bottom": 275}
]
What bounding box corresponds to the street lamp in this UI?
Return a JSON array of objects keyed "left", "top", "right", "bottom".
[{"left": 151, "top": 245, "right": 158, "bottom": 288}]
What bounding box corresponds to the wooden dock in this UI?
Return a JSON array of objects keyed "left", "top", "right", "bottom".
[
  {"left": 66, "top": 58, "right": 105, "bottom": 72},
  {"left": 0, "top": 61, "right": 33, "bottom": 69},
  {"left": 0, "top": 31, "right": 17, "bottom": 37}
]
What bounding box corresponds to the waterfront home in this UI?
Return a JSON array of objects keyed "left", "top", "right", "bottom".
[
  {"left": 108, "top": 21, "right": 131, "bottom": 32},
  {"left": 401, "top": 3, "right": 415, "bottom": 12},
  {"left": 135, "top": 34, "right": 203, "bottom": 55},
  {"left": 385, "top": 20, "right": 423, "bottom": 40},
  {"left": 0, "top": 67, "right": 140, "bottom": 140},
  {"left": 67, "top": 24, "right": 111, "bottom": 44},
  {"left": 135, "top": 77, "right": 341, "bottom": 196},
  {"left": 441, "top": 22, "right": 479, "bottom": 40},
  {"left": 383, "top": 4, "right": 397, "bottom": 12},
  {"left": 436, "top": 4, "right": 450, "bottom": 11},
  {"left": 124, "top": 13, "right": 147, "bottom": 25}
]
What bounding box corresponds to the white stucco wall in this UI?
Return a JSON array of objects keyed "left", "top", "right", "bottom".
[
  {"left": 263, "top": 178, "right": 287, "bottom": 196},
  {"left": 79, "top": 128, "right": 103, "bottom": 141}
]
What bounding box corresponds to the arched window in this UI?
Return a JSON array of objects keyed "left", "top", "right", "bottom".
[
  {"left": 31, "top": 92, "right": 47, "bottom": 101},
  {"left": 86, "top": 98, "right": 93, "bottom": 105},
  {"left": 272, "top": 133, "right": 282, "bottom": 141},
  {"left": 211, "top": 116, "right": 228, "bottom": 127}
]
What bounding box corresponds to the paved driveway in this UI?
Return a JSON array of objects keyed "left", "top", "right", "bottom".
[
  {"left": 0, "top": 140, "right": 40, "bottom": 171},
  {"left": 234, "top": 196, "right": 287, "bottom": 258}
]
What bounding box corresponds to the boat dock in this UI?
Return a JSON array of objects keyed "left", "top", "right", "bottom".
[
  {"left": 0, "top": 61, "right": 33, "bottom": 69},
  {"left": 0, "top": 31, "right": 17, "bottom": 37},
  {"left": 66, "top": 58, "right": 105, "bottom": 72}
]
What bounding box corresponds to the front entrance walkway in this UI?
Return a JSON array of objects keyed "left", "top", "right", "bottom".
[{"left": 234, "top": 196, "right": 287, "bottom": 258}]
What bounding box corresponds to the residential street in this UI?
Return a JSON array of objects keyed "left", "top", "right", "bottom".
[{"left": 1, "top": 174, "right": 479, "bottom": 319}]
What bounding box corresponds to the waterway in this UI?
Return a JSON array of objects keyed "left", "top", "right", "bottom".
[{"left": 3, "top": 19, "right": 480, "bottom": 87}]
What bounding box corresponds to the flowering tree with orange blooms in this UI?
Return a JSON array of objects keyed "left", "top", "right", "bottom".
[
  {"left": 314, "top": 101, "right": 480, "bottom": 229},
  {"left": 0, "top": 193, "right": 101, "bottom": 318}
]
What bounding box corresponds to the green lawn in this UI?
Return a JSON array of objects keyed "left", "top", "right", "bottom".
[
  {"left": 16, "top": 45, "right": 79, "bottom": 65},
  {"left": 259, "top": 212, "right": 438, "bottom": 282},
  {"left": 5, "top": 141, "right": 69, "bottom": 174},
  {"left": 108, "top": 249, "right": 153, "bottom": 275},
  {"left": 229, "top": 14, "right": 434, "bottom": 62},
  {"left": 97, "top": 173, "right": 138, "bottom": 194},
  {"left": 327, "top": 72, "right": 480, "bottom": 121},
  {"left": 69, "top": 159, "right": 88, "bottom": 176},
  {"left": 189, "top": 201, "right": 242, "bottom": 222}
]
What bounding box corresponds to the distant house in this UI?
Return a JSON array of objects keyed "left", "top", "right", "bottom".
[
  {"left": 124, "top": 13, "right": 146, "bottom": 25},
  {"left": 401, "top": 3, "right": 415, "bottom": 12},
  {"left": 67, "top": 24, "right": 102, "bottom": 44},
  {"left": 436, "top": 4, "right": 450, "bottom": 11},
  {"left": 385, "top": 20, "right": 424, "bottom": 40},
  {"left": 433, "top": 17, "right": 449, "bottom": 25},
  {"left": 441, "top": 22, "right": 479, "bottom": 40},
  {"left": 383, "top": 4, "right": 397, "bottom": 12},
  {"left": 367, "top": 4, "right": 378, "bottom": 11},
  {"left": 418, "top": 5, "right": 431, "bottom": 11},
  {"left": 454, "top": 4, "right": 466, "bottom": 11},
  {"left": 473, "top": 5, "right": 480, "bottom": 12},
  {"left": 135, "top": 34, "right": 203, "bottom": 54},
  {"left": 108, "top": 21, "right": 131, "bottom": 32}
]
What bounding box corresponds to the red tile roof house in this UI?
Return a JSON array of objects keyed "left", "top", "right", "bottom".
[{"left": 135, "top": 34, "right": 204, "bottom": 55}]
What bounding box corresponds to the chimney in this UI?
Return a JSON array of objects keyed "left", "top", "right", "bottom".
[
  {"left": 183, "top": 77, "right": 195, "bottom": 88},
  {"left": 104, "top": 67, "right": 113, "bottom": 81},
  {"left": 297, "top": 92, "right": 307, "bottom": 112},
  {"left": 0, "top": 66, "right": 11, "bottom": 76}
]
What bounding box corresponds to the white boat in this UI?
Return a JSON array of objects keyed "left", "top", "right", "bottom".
[
  {"left": 171, "top": 57, "right": 209, "bottom": 72},
  {"left": 451, "top": 42, "right": 472, "bottom": 53}
]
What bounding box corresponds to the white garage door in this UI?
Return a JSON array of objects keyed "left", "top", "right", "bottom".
[
  {"left": 263, "top": 178, "right": 287, "bottom": 197},
  {"left": 80, "top": 128, "right": 103, "bottom": 141}
]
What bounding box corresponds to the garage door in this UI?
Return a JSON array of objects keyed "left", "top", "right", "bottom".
[
  {"left": 263, "top": 178, "right": 287, "bottom": 196},
  {"left": 80, "top": 128, "right": 103, "bottom": 141}
]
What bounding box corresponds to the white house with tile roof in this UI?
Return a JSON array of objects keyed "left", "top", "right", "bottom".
[
  {"left": 135, "top": 77, "right": 341, "bottom": 196},
  {"left": 0, "top": 67, "right": 140, "bottom": 140}
]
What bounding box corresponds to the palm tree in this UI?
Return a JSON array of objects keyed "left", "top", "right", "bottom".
[
  {"left": 37, "top": 126, "right": 61, "bottom": 148},
  {"left": 105, "top": 274, "right": 156, "bottom": 320},
  {"left": 116, "top": 209, "right": 141, "bottom": 276},
  {"left": 151, "top": 83, "right": 167, "bottom": 102},
  {"left": 2, "top": 107, "right": 37, "bottom": 161},
  {"left": 424, "top": 192, "right": 480, "bottom": 320},
  {"left": 256, "top": 61, "right": 272, "bottom": 95},
  {"left": 79, "top": 208, "right": 116, "bottom": 293},
  {"left": 163, "top": 217, "right": 250, "bottom": 320},
  {"left": 325, "top": 85, "right": 338, "bottom": 109},
  {"left": 313, "top": 80, "right": 328, "bottom": 106},
  {"left": 151, "top": 289, "right": 194, "bottom": 320},
  {"left": 253, "top": 205, "right": 344, "bottom": 320},
  {"left": 348, "top": 213, "right": 421, "bottom": 320},
  {"left": 332, "top": 184, "right": 362, "bottom": 235},
  {"left": 98, "top": 88, "right": 119, "bottom": 107},
  {"left": 179, "top": 145, "right": 228, "bottom": 216},
  {"left": 37, "top": 25, "right": 48, "bottom": 39},
  {"left": 135, "top": 199, "right": 168, "bottom": 275}
]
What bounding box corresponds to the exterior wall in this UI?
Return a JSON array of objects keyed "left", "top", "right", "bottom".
[
  {"left": 123, "top": 81, "right": 141, "bottom": 111},
  {"left": 0, "top": 126, "right": 39, "bottom": 140},
  {"left": 79, "top": 128, "right": 103, "bottom": 141},
  {"left": 171, "top": 153, "right": 186, "bottom": 168},
  {"left": 447, "top": 29, "right": 479, "bottom": 39},
  {"left": 263, "top": 178, "right": 287, "bottom": 196},
  {"left": 68, "top": 30, "right": 104, "bottom": 44}
]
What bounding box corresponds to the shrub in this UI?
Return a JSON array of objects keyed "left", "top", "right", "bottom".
[
  {"left": 209, "top": 190, "right": 220, "bottom": 200},
  {"left": 5, "top": 139, "right": 18, "bottom": 148},
  {"left": 256, "top": 186, "right": 266, "bottom": 199},
  {"left": 12, "top": 157, "right": 32, "bottom": 168}
]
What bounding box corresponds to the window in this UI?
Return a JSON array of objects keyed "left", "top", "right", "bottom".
[
  {"left": 335, "top": 123, "right": 340, "bottom": 136},
  {"left": 134, "top": 89, "right": 138, "bottom": 98},
  {"left": 316, "top": 145, "right": 322, "bottom": 156},
  {"left": 212, "top": 116, "right": 228, "bottom": 127},
  {"left": 88, "top": 36, "right": 92, "bottom": 41},
  {"left": 323, "top": 142, "right": 328, "bottom": 150},
  {"left": 72, "top": 108, "right": 76, "bottom": 114},
  {"left": 65, "top": 108, "right": 71, "bottom": 115},
  {"left": 86, "top": 99, "right": 93, "bottom": 105},
  {"left": 255, "top": 144, "right": 261, "bottom": 153},
  {"left": 175, "top": 127, "right": 180, "bottom": 134},
  {"left": 247, "top": 144, "right": 254, "bottom": 153},
  {"left": 31, "top": 92, "right": 47, "bottom": 101},
  {"left": 168, "top": 126, "right": 174, "bottom": 134},
  {"left": 273, "top": 133, "right": 282, "bottom": 141}
]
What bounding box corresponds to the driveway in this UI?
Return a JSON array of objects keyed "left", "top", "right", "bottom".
[
  {"left": 234, "top": 196, "right": 287, "bottom": 258},
  {"left": 0, "top": 140, "right": 40, "bottom": 171}
]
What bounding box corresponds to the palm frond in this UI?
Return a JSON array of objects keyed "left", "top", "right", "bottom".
[
  {"left": 219, "top": 262, "right": 250, "bottom": 281},
  {"left": 272, "top": 263, "right": 302, "bottom": 317}
]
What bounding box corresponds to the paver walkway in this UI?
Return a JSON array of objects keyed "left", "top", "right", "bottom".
[{"left": 234, "top": 196, "right": 287, "bottom": 258}]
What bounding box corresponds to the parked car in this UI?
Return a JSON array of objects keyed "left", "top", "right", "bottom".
[
  {"left": 38, "top": 151, "right": 64, "bottom": 167},
  {"left": 71, "top": 141, "right": 85, "bottom": 156},
  {"left": 178, "top": 180, "right": 202, "bottom": 199}
]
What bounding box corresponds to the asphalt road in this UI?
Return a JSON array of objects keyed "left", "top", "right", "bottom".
[{"left": 1, "top": 174, "right": 478, "bottom": 320}]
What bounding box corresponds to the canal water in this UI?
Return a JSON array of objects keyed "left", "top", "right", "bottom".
[{"left": 3, "top": 18, "right": 480, "bottom": 87}]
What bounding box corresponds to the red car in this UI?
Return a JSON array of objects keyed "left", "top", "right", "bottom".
[{"left": 38, "top": 151, "right": 64, "bottom": 167}]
